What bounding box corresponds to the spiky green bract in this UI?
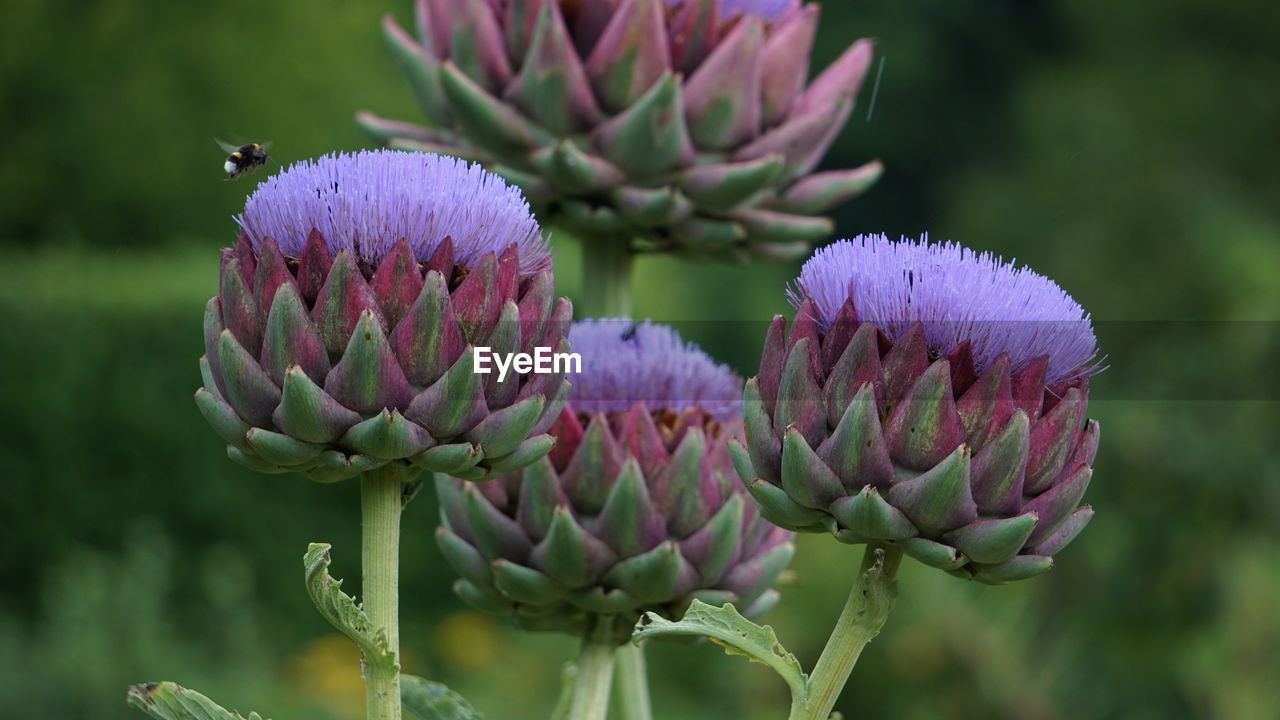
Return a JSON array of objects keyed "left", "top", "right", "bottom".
[
  {"left": 198, "top": 194, "right": 572, "bottom": 482},
  {"left": 741, "top": 240, "right": 1101, "bottom": 583},
  {"left": 363, "top": 0, "right": 881, "bottom": 263}
]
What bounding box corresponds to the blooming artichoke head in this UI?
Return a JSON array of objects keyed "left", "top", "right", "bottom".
[
  {"left": 362, "top": 0, "right": 881, "bottom": 262},
  {"left": 196, "top": 149, "right": 573, "bottom": 483},
  {"left": 437, "top": 320, "right": 794, "bottom": 641},
  {"left": 738, "top": 235, "right": 1101, "bottom": 583}
]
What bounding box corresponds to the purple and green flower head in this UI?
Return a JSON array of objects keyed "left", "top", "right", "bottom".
[
  {"left": 565, "top": 318, "right": 743, "bottom": 420},
  {"left": 196, "top": 149, "right": 573, "bottom": 484},
  {"left": 363, "top": 0, "right": 882, "bottom": 262},
  {"left": 738, "top": 234, "right": 1102, "bottom": 584},
  {"left": 435, "top": 319, "right": 794, "bottom": 642}
]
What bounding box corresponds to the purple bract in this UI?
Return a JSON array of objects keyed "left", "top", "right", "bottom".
[
  {"left": 235, "top": 149, "right": 549, "bottom": 276},
  {"left": 790, "top": 234, "right": 1098, "bottom": 383},
  {"left": 567, "top": 319, "right": 743, "bottom": 421}
]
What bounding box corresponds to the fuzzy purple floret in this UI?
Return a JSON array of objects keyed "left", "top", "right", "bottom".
[
  {"left": 667, "top": 0, "right": 795, "bottom": 22},
  {"left": 791, "top": 234, "right": 1098, "bottom": 383},
  {"left": 567, "top": 319, "right": 743, "bottom": 421},
  {"left": 235, "top": 149, "right": 549, "bottom": 276}
]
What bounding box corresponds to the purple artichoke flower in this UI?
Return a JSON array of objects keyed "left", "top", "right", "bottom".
[
  {"left": 360, "top": 0, "right": 882, "bottom": 262},
  {"left": 436, "top": 320, "right": 794, "bottom": 641},
  {"left": 195, "top": 149, "right": 573, "bottom": 483},
  {"left": 737, "top": 235, "right": 1101, "bottom": 583}
]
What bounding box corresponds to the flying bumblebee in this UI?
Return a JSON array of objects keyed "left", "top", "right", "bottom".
[{"left": 216, "top": 139, "right": 271, "bottom": 181}]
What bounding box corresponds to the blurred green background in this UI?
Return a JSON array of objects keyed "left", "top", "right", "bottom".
[{"left": 2, "top": 1, "right": 1277, "bottom": 718}]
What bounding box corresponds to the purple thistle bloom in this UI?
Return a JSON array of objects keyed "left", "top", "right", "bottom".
[
  {"left": 567, "top": 319, "right": 743, "bottom": 420},
  {"left": 790, "top": 234, "right": 1097, "bottom": 383},
  {"left": 434, "top": 316, "right": 794, "bottom": 639},
  {"left": 235, "top": 149, "right": 549, "bottom": 276},
  {"left": 667, "top": 0, "right": 796, "bottom": 22},
  {"left": 198, "top": 149, "right": 573, "bottom": 484},
  {"left": 741, "top": 234, "right": 1103, "bottom": 584}
]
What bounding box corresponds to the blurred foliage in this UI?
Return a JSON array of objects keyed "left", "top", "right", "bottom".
[{"left": 1, "top": 1, "right": 1278, "bottom": 719}]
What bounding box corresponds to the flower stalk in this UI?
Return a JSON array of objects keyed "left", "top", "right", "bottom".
[
  {"left": 614, "top": 644, "right": 654, "bottom": 720},
  {"left": 568, "top": 616, "right": 619, "bottom": 720},
  {"left": 361, "top": 464, "right": 409, "bottom": 720},
  {"left": 582, "top": 239, "right": 633, "bottom": 318},
  {"left": 549, "top": 662, "right": 579, "bottom": 720},
  {"left": 792, "top": 544, "right": 902, "bottom": 720}
]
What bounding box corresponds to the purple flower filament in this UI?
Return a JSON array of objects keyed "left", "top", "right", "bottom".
[
  {"left": 791, "top": 234, "right": 1098, "bottom": 383},
  {"left": 667, "top": 0, "right": 795, "bottom": 23},
  {"left": 568, "top": 319, "right": 743, "bottom": 420},
  {"left": 235, "top": 149, "right": 549, "bottom": 276}
]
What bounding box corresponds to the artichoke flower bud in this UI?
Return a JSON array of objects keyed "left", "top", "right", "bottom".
[
  {"left": 739, "top": 235, "right": 1102, "bottom": 583},
  {"left": 196, "top": 149, "right": 573, "bottom": 483},
  {"left": 361, "top": 0, "right": 882, "bottom": 263},
  {"left": 437, "top": 320, "right": 794, "bottom": 642}
]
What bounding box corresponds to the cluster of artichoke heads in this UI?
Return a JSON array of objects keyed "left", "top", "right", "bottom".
[
  {"left": 193, "top": 0, "right": 1103, "bottom": 655},
  {"left": 362, "top": 0, "right": 883, "bottom": 262}
]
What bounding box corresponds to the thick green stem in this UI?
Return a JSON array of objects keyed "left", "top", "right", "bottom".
[
  {"left": 549, "top": 662, "right": 579, "bottom": 720},
  {"left": 793, "top": 545, "right": 903, "bottom": 720},
  {"left": 567, "top": 616, "right": 618, "bottom": 720},
  {"left": 614, "top": 644, "right": 653, "bottom": 720},
  {"left": 582, "top": 239, "right": 633, "bottom": 318},
  {"left": 362, "top": 465, "right": 407, "bottom": 720}
]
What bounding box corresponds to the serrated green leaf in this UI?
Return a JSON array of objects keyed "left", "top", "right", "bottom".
[
  {"left": 632, "top": 600, "right": 806, "bottom": 700},
  {"left": 125, "top": 682, "right": 267, "bottom": 720},
  {"left": 401, "top": 675, "right": 484, "bottom": 720},
  {"left": 303, "top": 542, "right": 398, "bottom": 674}
]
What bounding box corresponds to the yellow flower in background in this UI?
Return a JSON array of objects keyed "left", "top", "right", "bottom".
[
  {"left": 435, "top": 612, "right": 500, "bottom": 671},
  {"left": 282, "top": 619, "right": 497, "bottom": 719},
  {"left": 285, "top": 635, "right": 365, "bottom": 719}
]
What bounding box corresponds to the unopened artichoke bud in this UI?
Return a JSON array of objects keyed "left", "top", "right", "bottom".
[
  {"left": 738, "top": 235, "right": 1102, "bottom": 584},
  {"left": 436, "top": 320, "right": 794, "bottom": 642},
  {"left": 195, "top": 149, "right": 573, "bottom": 483},
  {"left": 361, "top": 0, "right": 881, "bottom": 263}
]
